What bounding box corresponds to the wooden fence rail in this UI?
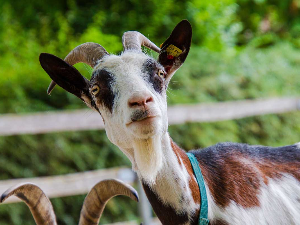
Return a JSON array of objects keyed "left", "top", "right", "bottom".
[
  {"left": 0, "top": 97, "right": 299, "bottom": 136},
  {"left": 0, "top": 167, "right": 136, "bottom": 204}
]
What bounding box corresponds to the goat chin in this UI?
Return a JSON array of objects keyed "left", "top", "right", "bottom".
[
  {"left": 133, "top": 135, "right": 163, "bottom": 184},
  {"left": 128, "top": 116, "right": 163, "bottom": 140}
]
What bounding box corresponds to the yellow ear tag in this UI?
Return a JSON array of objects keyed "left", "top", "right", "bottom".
[{"left": 166, "top": 44, "right": 182, "bottom": 57}]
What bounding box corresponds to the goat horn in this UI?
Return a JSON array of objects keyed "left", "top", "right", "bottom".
[
  {"left": 0, "top": 183, "right": 57, "bottom": 225},
  {"left": 122, "top": 31, "right": 160, "bottom": 53},
  {"left": 79, "top": 179, "right": 139, "bottom": 225},
  {"left": 47, "top": 42, "right": 109, "bottom": 95}
]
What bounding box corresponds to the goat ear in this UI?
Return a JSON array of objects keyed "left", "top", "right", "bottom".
[
  {"left": 158, "top": 20, "right": 192, "bottom": 80},
  {"left": 39, "top": 53, "right": 90, "bottom": 101}
]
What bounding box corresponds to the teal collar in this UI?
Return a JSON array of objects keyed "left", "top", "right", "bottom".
[{"left": 186, "top": 153, "right": 209, "bottom": 225}]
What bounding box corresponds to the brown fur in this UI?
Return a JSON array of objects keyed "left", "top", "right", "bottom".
[{"left": 191, "top": 142, "right": 300, "bottom": 209}]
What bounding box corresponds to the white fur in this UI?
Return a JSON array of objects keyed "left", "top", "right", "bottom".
[
  {"left": 296, "top": 142, "right": 300, "bottom": 149},
  {"left": 207, "top": 174, "right": 300, "bottom": 225},
  {"left": 133, "top": 135, "right": 163, "bottom": 183},
  {"left": 141, "top": 133, "right": 199, "bottom": 219}
]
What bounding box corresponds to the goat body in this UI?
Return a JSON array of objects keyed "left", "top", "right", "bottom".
[
  {"left": 39, "top": 20, "right": 300, "bottom": 225},
  {"left": 142, "top": 141, "right": 300, "bottom": 225}
]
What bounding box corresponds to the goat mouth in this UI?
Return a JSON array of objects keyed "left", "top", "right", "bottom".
[{"left": 126, "top": 116, "right": 157, "bottom": 126}]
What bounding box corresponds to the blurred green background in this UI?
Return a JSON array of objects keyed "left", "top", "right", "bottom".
[{"left": 0, "top": 0, "right": 299, "bottom": 224}]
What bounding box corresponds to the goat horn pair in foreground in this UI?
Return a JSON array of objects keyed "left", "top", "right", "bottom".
[
  {"left": 0, "top": 179, "right": 138, "bottom": 225},
  {"left": 40, "top": 20, "right": 300, "bottom": 224}
]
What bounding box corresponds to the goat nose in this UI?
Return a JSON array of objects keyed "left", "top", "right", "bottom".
[{"left": 128, "top": 93, "right": 154, "bottom": 108}]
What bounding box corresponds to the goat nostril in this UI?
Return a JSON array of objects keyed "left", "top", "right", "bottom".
[
  {"left": 129, "top": 101, "right": 140, "bottom": 107},
  {"left": 146, "top": 97, "right": 153, "bottom": 104},
  {"left": 128, "top": 95, "right": 154, "bottom": 108}
]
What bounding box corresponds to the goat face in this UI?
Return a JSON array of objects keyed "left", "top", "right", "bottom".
[
  {"left": 40, "top": 20, "right": 192, "bottom": 149},
  {"left": 89, "top": 53, "right": 168, "bottom": 147}
]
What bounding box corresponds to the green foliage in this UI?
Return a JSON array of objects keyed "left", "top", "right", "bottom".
[
  {"left": 236, "top": 0, "right": 300, "bottom": 45},
  {"left": 170, "top": 42, "right": 300, "bottom": 104},
  {"left": 0, "top": 0, "right": 299, "bottom": 224},
  {"left": 187, "top": 0, "right": 242, "bottom": 50}
]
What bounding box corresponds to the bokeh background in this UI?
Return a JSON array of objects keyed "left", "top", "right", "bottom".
[{"left": 0, "top": 0, "right": 299, "bottom": 224}]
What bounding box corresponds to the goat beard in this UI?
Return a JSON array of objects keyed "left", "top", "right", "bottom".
[{"left": 133, "top": 135, "right": 163, "bottom": 185}]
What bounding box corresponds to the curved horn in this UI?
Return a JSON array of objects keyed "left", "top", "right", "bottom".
[
  {"left": 0, "top": 183, "right": 57, "bottom": 225},
  {"left": 79, "top": 179, "right": 139, "bottom": 225},
  {"left": 122, "top": 31, "right": 160, "bottom": 53},
  {"left": 47, "top": 42, "right": 109, "bottom": 95}
]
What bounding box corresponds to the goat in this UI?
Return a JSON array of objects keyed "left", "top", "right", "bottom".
[
  {"left": 39, "top": 20, "right": 300, "bottom": 225},
  {"left": 0, "top": 179, "right": 139, "bottom": 225}
]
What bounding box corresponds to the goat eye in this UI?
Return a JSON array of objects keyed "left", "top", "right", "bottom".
[
  {"left": 91, "top": 85, "right": 100, "bottom": 95},
  {"left": 157, "top": 70, "right": 165, "bottom": 78}
]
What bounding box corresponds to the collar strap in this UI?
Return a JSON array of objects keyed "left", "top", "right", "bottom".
[{"left": 186, "top": 153, "right": 209, "bottom": 225}]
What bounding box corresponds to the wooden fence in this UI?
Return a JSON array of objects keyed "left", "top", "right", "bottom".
[
  {"left": 0, "top": 167, "right": 135, "bottom": 204},
  {"left": 0, "top": 97, "right": 299, "bottom": 136}
]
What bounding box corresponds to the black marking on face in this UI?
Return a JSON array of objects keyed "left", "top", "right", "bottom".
[
  {"left": 90, "top": 69, "right": 116, "bottom": 113},
  {"left": 90, "top": 99, "right": 100, "bottom": 112},
  {"left": 142, "top": 59, "right": 166, "bottom": 94}
]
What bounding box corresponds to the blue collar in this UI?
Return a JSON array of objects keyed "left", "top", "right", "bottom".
[{"left": 186, "top": 153, "right": 209, "bottom": 225}]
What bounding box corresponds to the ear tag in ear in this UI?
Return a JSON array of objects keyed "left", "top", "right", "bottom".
[{"left": 166, "top": 44, "right": 183, "bottom": 58}]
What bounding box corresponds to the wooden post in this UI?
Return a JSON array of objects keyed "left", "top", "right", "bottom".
[{"left": 138, "top": 179, "right": 152, "bottom": 225}]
